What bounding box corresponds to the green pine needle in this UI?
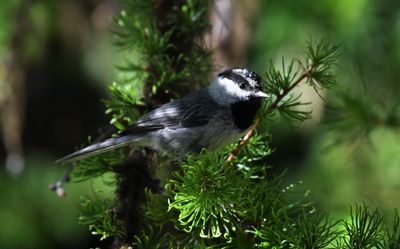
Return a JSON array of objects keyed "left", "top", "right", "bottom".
[
  {"left": 306, "top": 37, "right": 340, "bottom": 91},
  {"left": 385, "top": 210, "right": 400, "bottom": 249},
  {"left": 342, "top": 204, "right": 384, "bottom": 249},
  {"left": 79, "top": 194, "right": 123, "bottom": 241},
  {"left": 167, "top": 151, "right": 243, "bottom": 240},
  {"left": 72, "top": 149, "right": 124, "bottom": 182}
]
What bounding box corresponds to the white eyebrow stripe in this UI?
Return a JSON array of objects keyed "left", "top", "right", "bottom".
[{"left": 232, "top": 68, "right": 258, "bottom": 88}]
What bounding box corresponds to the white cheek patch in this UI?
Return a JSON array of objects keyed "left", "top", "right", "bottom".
[
  {"left": 209, "top": 77, "right": 249, "bottom": 105},
  {"left": 219, "top": 78, "right": 248, "bottom": 98}
]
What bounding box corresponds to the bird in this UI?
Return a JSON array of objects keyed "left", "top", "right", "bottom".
[{"left": 57, "top": 67, "right": 269, "bottom": 164}]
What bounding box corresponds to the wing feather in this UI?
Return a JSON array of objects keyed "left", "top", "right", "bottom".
[{"left": 121, "top": 90, "right": 216, "bottom": 135}]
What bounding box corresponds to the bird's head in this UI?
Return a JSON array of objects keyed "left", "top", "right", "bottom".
[{"left": 209, "top": 67, "right": 269, "bottom": 105}]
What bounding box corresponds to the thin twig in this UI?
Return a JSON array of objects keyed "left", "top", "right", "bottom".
[
  {"left": 49, "top": 165, "right": 74, "bottom": 197},
  {"left": 226, "top": 66, "right": 314, "bottom": 162}
]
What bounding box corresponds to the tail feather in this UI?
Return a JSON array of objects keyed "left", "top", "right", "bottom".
[{"left": 56, "top": 135, "right": 142, "bottom": 164}]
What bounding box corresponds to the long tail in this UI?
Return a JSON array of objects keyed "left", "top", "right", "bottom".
[{"left": 56, "top": 135, "right": 143, "bottom": 164}]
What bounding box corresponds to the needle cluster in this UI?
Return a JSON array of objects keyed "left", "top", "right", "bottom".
[{"left": 66, "top": 1, "right": 400, "bottom": 248}]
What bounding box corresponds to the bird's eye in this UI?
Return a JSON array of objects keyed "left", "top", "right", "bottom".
[{"left": 239, "top": 82, "right": 246, "bottom": 89}]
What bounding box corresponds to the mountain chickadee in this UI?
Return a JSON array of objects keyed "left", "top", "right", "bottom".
[{"left": 57, "top": 68, "right": 269, "bottom": 164}]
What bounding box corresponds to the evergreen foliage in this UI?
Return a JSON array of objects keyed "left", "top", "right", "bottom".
[
  {"left": 323, "top": 79, "right": 400, "bottom": 144},
  {"left": 63, "top": 1, "right": 399, "bottom": 248}
]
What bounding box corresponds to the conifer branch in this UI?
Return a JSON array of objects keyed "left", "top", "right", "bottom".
[
  {"left": 227, "top": 38, "right": 339, "bottom": 161},
  {"left": 226, "top": 66, "right": 314, "bottom": 162}
]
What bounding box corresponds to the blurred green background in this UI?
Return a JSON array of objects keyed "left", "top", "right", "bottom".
[{"left": 0, "top": 0, "right": 399, "bottom": 248}]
